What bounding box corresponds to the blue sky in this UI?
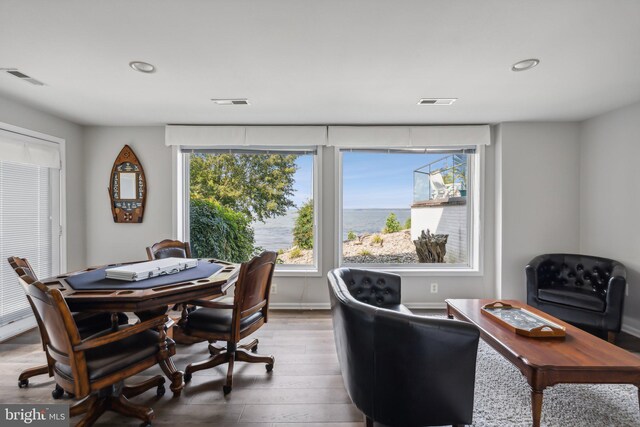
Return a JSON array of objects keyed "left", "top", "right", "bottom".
[{"left": 291, "top": 153, "right": 450, "bottom": 209}]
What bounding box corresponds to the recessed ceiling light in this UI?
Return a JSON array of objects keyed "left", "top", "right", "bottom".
[
  {"left": 511, "top": 58, "right": 540, "bottom": 72},
  {"left": 418, "top": 98, "right": 457, "bottom": 105},
  {"left": 211, "top": 99, "right": 250, "bottom": 105},
  {"left": 129, "top": 61, "right": 156, "bottom": 73}
]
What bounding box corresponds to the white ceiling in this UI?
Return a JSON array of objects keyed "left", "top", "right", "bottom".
[{"left": 1, "top": 0, "right": 639, "bottom": 126}]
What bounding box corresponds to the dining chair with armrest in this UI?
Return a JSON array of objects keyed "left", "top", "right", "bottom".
[
  {"left": 177, "top": 251, "right": 277, "bottom": 394},
  {"left": 7, "top": 256, "right": 128, "bottom": 397},
  {"left": 24, "top": 273, "right": 174, "bottom": 427},
  {"left": 146, "top": 239, "right": 192, "bottom": 260}
]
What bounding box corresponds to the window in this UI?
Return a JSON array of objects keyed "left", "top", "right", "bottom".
[
  {"left": 183, "top": 148, "right": 317, "bottom": 269},
  {"left": 0, "top": 128, "right": 62, "bottom": 337},
  {"left": 340, "top": 148, "right": 479, "bottom": 269}
]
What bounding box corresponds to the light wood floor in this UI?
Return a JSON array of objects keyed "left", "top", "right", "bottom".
[{"left": 1, "top": 310, "right": 639, "bottom": 426}]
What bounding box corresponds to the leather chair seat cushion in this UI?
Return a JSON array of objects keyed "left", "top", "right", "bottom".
[
  {"left": 538, "top": 287, "right": 605, "bottom": 312},
  {"left": 383, "top": 304, "right": 412, "bottom": 315},
  {"left": 73, "top": 312, "right": 129, "bottom": 338},
  {"left": 55, "top": 326, "right": 169, "bottom": 380},
  {"left": 186, "top": 307, "right": 262, "bottom": 333}
]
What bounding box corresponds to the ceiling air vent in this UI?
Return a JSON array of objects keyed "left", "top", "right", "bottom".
[
  {"left": 418, "top": 98, "right": 457, "bottom": 105},
  {"left": 211, "top": 98, "right": 250, "bottom": 105},
  {"left": 0, "top": 68, "right": 45, "bottom": 86}
]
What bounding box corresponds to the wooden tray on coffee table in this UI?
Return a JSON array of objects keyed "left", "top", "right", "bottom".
[{"left": 481, "top": 301, "right": 566, "bottom": 338}]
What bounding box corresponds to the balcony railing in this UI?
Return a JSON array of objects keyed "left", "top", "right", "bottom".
[{"left": 413, "top": 154, "right": 467, "bottom": 203}]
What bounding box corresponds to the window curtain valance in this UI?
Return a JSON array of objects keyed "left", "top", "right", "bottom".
[
  {"left": 165, "top": 125, "right": 490, "bottom": 149},
  {"left": 165, "top": 126, "right": 328, "bottom": 148},
  {"left": 0, "top": 129, "right": 61, "bottom": 169}
]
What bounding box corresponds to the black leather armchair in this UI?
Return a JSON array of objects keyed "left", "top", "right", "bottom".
[
  {"left": 328, "top": 268, "right": 480, "bottom": 427},
  {"left": 526, "top": 253, "right": 626, "bottom": 342}
]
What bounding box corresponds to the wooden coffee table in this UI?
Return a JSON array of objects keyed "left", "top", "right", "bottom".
[{"left": 446, "top": 299, "right": 640, "bottom": 427}]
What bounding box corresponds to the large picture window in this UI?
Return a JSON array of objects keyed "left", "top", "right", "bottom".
[
  {"left": 183, "top": 148, "right": 317, "bottom": 269},
  {"left": 340, "top": 148, "right": 479, "bottom": 269}
]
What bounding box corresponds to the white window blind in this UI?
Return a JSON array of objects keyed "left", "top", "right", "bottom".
[{"left": 0, "top": 161, "right": 54, "bottom": 327}]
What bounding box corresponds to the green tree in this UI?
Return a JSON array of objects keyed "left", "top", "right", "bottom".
[
  {"left": 190, "top": 197, "right": 256, "bottom": 263},
  {"left": 190, "top": 153, "right": 298, "bottom": 223},
  {"left": 293, "top": 199, "right": 314, "bottom": 249},
  {"left": 383, "top": 213, "right": 402, "bottom": 234},
  {"left": 404, "top": 217, "right": 411, "bottom": 230}
]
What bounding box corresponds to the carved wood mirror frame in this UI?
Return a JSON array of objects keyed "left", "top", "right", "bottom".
[{"left": 108, "top": 145, "right": 147, "bottom": 223}]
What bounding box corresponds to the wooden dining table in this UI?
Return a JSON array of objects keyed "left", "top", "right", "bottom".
[{"left": 40, "top": 258, "right": 240, "bottom": 397}]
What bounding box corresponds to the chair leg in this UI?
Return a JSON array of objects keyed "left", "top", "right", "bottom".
[
  {"left": 74, "top": 396, "right": 107, "bottom": 427},
  {"left": 365, "top": 416, "right": 373, "bottom": 427},
  {"left": 70, "top": 395, "right": 98, "bottom": 418},
  {"left": 235, "top": 347, "right": 275, "bottom": 370},
  {"left": 224, "top": 353, "right": 235, "bottom": 395},
  {"left": 208, "top": 341, "right": 226, "bottom": 355},
  {"left": 184, "top": 350, "right": 229, "bottom": 381},
  {"left": 122, "top": 375, "right": 165, "bottom": 398},
  {"left": 108, "top": 393, "right": 154, "bottom": 425},
  {"left": 238, "top": 338, "right": 259, "bottom": 353},
  {"left": 608, "top": 331, "right": 617, "bottom": 344},
  {"left": 18, "top": 364, "right": 49, "bottom": 388}
]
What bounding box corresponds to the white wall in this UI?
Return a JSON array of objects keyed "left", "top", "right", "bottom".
[
  {"left": 496, "top": 122, "right": 581, "bottom": 300},
  {"left": 579, "top": 101, "right": 640, "bottom": 335},
  {"left": 0, "top": 94, "right": 86, "bottom": 270},
  {"left": 83, "top": 126, "right": 173, "bottom": 265}
]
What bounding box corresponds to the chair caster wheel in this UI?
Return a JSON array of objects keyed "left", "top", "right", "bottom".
[
  {"left": 184, "top": 373, "right": 192, "bottom": 383},
  {"left": 18, "top": 379, "right": 28, "bottom": 388},
  {"left": 156, "top": 384, "right": 165, "bottom": 397},
  {"left": 223, "top": 385, "right": 232, "bottom": 395},
  {"left": 251, "top": 344, "right": 258, "bottom": 353},
  {"left": 51, "top": 385, "right": 64, "bottom": 399},
  {"left": 139, "top": 422, "right": 152, "bottom": 427},
  {"left": 266, "top": 363, "right": 274, "bottom": 372}
]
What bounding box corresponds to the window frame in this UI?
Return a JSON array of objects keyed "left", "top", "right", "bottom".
[
  {"left": 177, "top": 147, "right": 322, "bottom": 274},
  {"left": 335, "top": 146, "right": 484, "bottom": 275}
]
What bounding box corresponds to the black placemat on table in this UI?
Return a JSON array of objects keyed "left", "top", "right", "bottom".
[{"left": 65, "top": 261, "right": 225, "bottom": 290}]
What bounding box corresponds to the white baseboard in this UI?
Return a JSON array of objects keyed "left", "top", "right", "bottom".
[
  {"left": 270, "top": 302, "right": 448, "bottom": 310},
  {"left": 0, "top": 316, "right": 37, "bottom": 343},
  {"left": 405, "top": 302, "right": 447, "bottom": 310},
  {"left": 622, "top": 316, "right": 640, "bottom": 338},
  {"left": 270, "top": 302, "right": 331, "bottom": 310}
]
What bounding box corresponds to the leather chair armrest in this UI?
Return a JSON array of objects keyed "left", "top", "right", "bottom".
[
  {"left": 605, "top": 266, "right": 626, "bottom": 315},
  {"left": 74, "top": 315, "right": 169, "bottom": 351},
  {"left": 525, "top": 256, "right": 545, "bottom": 303}
]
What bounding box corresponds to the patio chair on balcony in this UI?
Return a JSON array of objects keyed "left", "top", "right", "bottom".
[{"left": 429, "top": 172, "right": 449, "bottom": 199}]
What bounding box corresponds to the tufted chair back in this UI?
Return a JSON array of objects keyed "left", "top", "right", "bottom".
[
  {"left": 337, "top": 268, "right": 401, "bottom": 307},
  {"left": 532, "top": 254, "right": 624, "bottom": 299}
]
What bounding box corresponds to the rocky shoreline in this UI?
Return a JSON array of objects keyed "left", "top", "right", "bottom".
[{"left": 278, "top": 230, "right": 418, "bottom": 264}]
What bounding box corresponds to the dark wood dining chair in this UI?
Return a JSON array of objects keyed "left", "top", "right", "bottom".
[
  {"left": 22, "top": 272, "right": 174, "bottom": 426},
  {"left": 146, "top": 239, "right": 192, "bottom": 260},
  {"left": 179, "top": 251, "right": 277, "bottom": 394},
  {"left": 7, "top": 257, "right": 128, "bottom": 397}
]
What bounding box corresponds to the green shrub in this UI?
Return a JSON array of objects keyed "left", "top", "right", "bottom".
[
  {"left": 404, "top": 217, "right": 411, "bottom": 230},
  {"left": 293, "top": 199, "right": 314, "bottom": 249},
  {"left": 289, "top": 247, "right": 303, "bottom": 258},
  {"left": 347, "top": 231, "right": 357, "bottom": 241},
  {"left": 382, "top": 213, "right": 402, "bottom": 234},
  {"left": 371, "top": 234, "right": 383, "bottom": 245},
  {"left": 359, "top": 249, "right": 372, "bottom": 256},
  {"left": 190, "top": 198, "right": 256, "bottom": 263}
]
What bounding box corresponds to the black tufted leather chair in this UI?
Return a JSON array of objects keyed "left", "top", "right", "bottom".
[
  {"left": 328, "top": 268, "right": 480, "bottom": 427},
  {"left": 526, "top": 254, "right": 626, "bottom": 342}
]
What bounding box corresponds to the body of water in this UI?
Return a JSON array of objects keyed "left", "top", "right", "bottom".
[{"left": 253, "top": 209, "right": 411, "bottom": 251}]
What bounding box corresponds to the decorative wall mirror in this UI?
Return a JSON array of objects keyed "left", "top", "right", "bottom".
[{"left": 108, "top": 145, "right": 147, "bottom": 223}]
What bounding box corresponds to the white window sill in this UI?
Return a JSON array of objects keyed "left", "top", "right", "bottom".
[
  {"left": 339, "top": 264, "right": 483, "bottom": 277},
  {"left": 274, "top": 267, "right": 322, "bottom": 277}
]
